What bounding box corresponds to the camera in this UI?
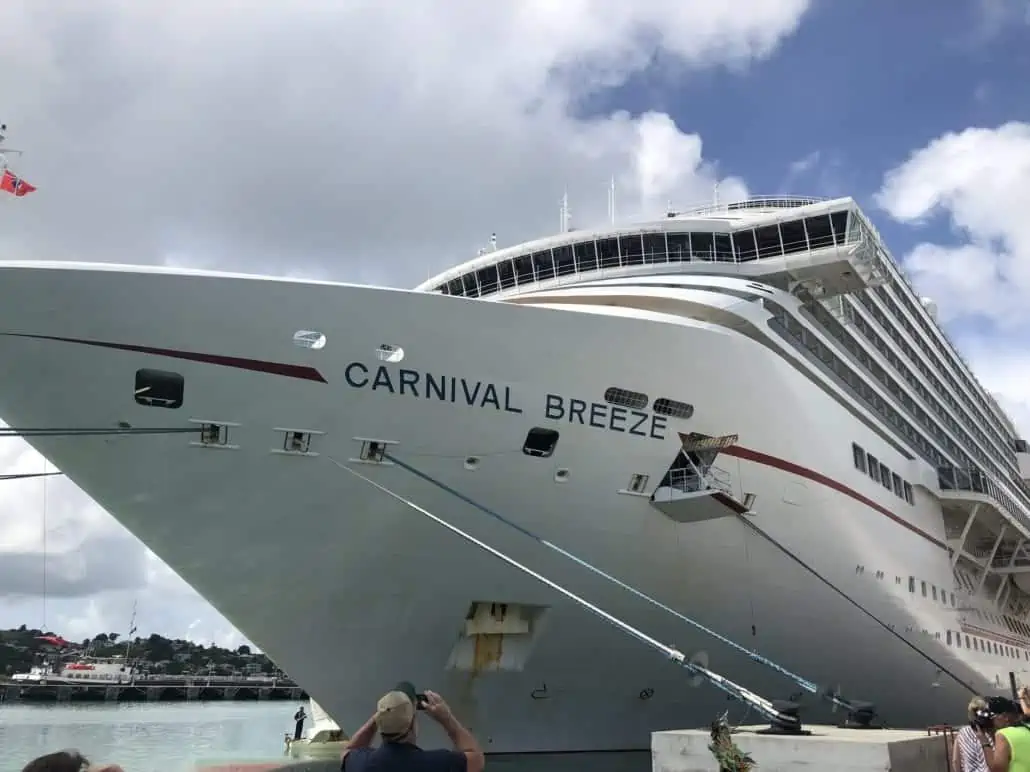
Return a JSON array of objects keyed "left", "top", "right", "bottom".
[{"left": 973, "top": 708, "right": 994, "bottom": 730}]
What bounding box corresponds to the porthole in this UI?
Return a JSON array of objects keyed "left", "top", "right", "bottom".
[{"left": 523, "top": 428, "right": 559, "bottom": 458}]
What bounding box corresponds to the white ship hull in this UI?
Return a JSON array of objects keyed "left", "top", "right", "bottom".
[{"left": 0, "top": 262, "right": 1002, "bottom": 753}]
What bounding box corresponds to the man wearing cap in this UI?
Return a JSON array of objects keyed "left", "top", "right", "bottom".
[
  {"left": 341, "top": 684, "right": 485, "bottom": 772},
  {"left": 975, "top": 696, "right": 1030, "bottom": 772}
]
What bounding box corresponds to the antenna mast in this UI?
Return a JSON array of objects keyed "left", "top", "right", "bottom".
[
  {"left": 560, "top": 190, "right": 570, "bottom": 233},
  {"left": 607, "top": 176, "right": 617, "bottom": 225},
  {"left": 712, "top": 180, "right": 721, "bottom": 207}
]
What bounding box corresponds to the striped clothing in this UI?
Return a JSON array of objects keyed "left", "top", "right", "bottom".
[{"left": 954, "top": 725, "right": 989, "bottom": 772}]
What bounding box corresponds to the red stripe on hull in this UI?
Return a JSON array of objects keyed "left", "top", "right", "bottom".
[
  {"left": 723, "top": 445, "right": 946, "bottom": 550},
  {"left": 2, "top": 333, "right": 328, "bottom": 383}
]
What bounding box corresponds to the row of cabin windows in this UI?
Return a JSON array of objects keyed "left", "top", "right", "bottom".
[
  {"left": 907, "top": 575, "right": 956, "bottom": 606},
  {"left": 876, "top": 272, "right": 1013, "bottom": 465},
  {"left": 946, "top": 629, "right": 1030, "bottom": 660},
  {"left": 965, "top": 603, "right": 1030, "bottom": 640},
  {"left": 845, "top": 302, "right": 988, "bottom": 484},
  {"left": 907, "top": 572, "right": 1030, "bottom": 641},
  {"left": 767, "top": 301, "right": 950, "bottom": 474},
  {"left": 802, "top": 298, "right": 1009, "bottom": 511},
  {"left": 854, "top": 291, "right": 1014, "bottom": 489},
  {"left": 805, "top": 299, "right": 951, "bottom": 471},
  {"left": 812, "top": 299, "right": 1030, "bottom": 523},
  {"left": 853, "top": 443, "right": 914, "bottom": 504},
  {"left": 434, "top": 211, "right": 850, "bottom": 298}
]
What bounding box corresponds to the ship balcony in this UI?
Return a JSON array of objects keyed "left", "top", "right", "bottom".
[
  {"left": 941, "top": 465, "right": 1030, "bottom": 597},
  {"left": 767, "top": 236, "right": 888, "bottom": 302}
]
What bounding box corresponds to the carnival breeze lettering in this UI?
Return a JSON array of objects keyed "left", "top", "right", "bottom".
[
  {"left": 544, "top": 394, "right": 667, "bottom": 440},
  {"left": 344, "top": 362, "right": 523, "bottom": 413},
  {"left": 342, "top": 363, "right": 666, "bottom": 440}
]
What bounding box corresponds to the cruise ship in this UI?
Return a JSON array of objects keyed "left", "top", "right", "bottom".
[{"left": 2, "top": 195, "right": 1030, "bottom": 753}]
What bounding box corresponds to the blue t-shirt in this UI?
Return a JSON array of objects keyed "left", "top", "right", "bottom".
[{"left": 342, "top": 742, "right": 468, "bottom": 772}]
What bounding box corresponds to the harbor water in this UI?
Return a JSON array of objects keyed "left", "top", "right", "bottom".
[{"left": 0, "top": 701, "right": 650, "bottom": 772}]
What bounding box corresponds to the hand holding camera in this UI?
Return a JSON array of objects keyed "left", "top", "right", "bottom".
[{"left": 420, "top": 690, "right": 454, "bottom": 723}]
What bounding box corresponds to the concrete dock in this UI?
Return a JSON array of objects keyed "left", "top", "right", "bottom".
[{"left": 653, "top": 724, "right": 951, "bottom": 772}]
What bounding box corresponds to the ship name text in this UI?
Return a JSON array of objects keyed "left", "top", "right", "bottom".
[
  {"left": 343, "top": 362, "right": 523, "bottom": 413},
  {"left": 544, "top": 394, "right": 667, "bottom": 440}
]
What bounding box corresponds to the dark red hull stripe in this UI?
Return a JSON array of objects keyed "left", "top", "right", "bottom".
[
  {"left": 721, "top": 444, "right": 947, "bottom": 550},
  {"left": 2, "top": 333, "right": 328, "bottom": 383}
]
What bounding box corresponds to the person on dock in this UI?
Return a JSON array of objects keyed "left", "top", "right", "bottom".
[
  {"left": 976, "top": 696, "right": 1030, "bottom": 772},
  {"left": 22, "top": 750, "right": 123, "bottom": 772},
  {"left": 341, "top": 686, "right": 485, "bottom": 772},
  {"left": 953, "top": 696, "right": 990, "bottom": 772},
  {"left": 293, "top": 704, "right": 307, "bottom": 741}
]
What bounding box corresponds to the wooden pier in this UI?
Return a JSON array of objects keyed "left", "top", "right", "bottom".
[{"left": 1, "top": 679, "right": 307, "bottom": 704}]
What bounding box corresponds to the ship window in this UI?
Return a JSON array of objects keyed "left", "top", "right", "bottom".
[
  {"left": 852, "top": 443, "right": 866, "bottom": 473},
  {"left": 947, "top": 630, "right": 952, "bottom": 645},
  {"left": 447, "top": 279, "right": 463, "bottom": 296},
  {"left": 620, "top": 234, "right": 644, "bottom": 265},
  {"left": 879, "top": 462, "right": 891, "bottom": 490},
  {"left": 533, "top": 250, "right": 556, "bottom": 281},
  {"left": 497, "top": 260, "right": 515, "bottom": 290},
  {"left": 462, "top": 273, "right": 479, "bottom": 297},
  {"left": 476, "top": 266, "right": 499, "bottom": 296},
  {"left": 830, "top": 210, "right": 849, "bottom": 245},
  {"left": 780, "top": 219, "right": 807, "bottom": 254},
  {"left": 805, "top": 215, "right": 834, "bottom": 250},
  {"left": 514, "top": 255, "right": 534, "bottom": 285},
  {"left": 653, "top": 398, "right": 694, "bottom": 419},
  {"left": 134, "top": 369, "right": 184, "bottom": 409},
  {"left": 733, "top": 229, "right": 758, "bottom": 261},
  {"left": 691, "top": 232, "right": 714, "bottom": 260},
  {"left": 603, "top": 387, "right": 648, "bottom": 410},
  {"left": 892, "top": 472, "right": 903, "bottom": 497},
  {"left": 932, "top": 585, "right": 938, "bottom": 601},
  {"left": 522, "top": 427, "right": 559, "bottom": 458},
  {"left": 921, "top": 581, "right": 927, "bottom": 597},
  {"left": 574, "top": 240, "right": 599, "bottom": 272},
  {"left": 667, "top": 233, "right": 690, "bottom": 261},
  {"left": 754, "top": 225, "right": 782, "bottom": 259},
  {"left": 966, "top": 635, "right": 970, "bottom": 647},
  {"left": 596, "top": 237, "right": 619, "bottom": 268},
  {"left": 640, "top": 233, "right": 663, "bottom": 263},
  {"left": 866, "top": 453, "right": 879, "bottom": 481},
  {"left": 713, "top": 233, "right": 734, "bottom": 262},
  {"left": 553, "top": 245, "right": 575, "bottom": 277},
  {"left": 903, "top": 481, "right": 913, "bottom": 504}
]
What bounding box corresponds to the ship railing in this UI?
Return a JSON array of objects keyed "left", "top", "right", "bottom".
[
  {"left": 938, "top": 465, "right": 1030, "bottom": 534},
  {"left": 662, "top": 466, "right": 733, "bottom": 496}
]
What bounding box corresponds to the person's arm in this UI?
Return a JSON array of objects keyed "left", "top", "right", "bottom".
[
  {"left": 949, "top": 730, "right": 964, "bottom": 772},
  {"left": 423, "top": 691, "right": 484, "bottom": 772},
  {"left": 346, "top": 715, "right": 378, "bottom": 749},
  {"left": 984, "top": 731, "right": 1010, "bottom": 772}
]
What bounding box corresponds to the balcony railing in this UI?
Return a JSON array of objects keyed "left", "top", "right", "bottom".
[{"left": 939, "top": 465, "right": 1030, "bottom": 533}]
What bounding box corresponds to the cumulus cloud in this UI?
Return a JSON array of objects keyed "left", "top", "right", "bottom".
[
  {"left": 876, "top": 121, "right": 1030, "bottom": 434},
  {"left": 0, "top": 0, "right": 814, "bottom": 636}
]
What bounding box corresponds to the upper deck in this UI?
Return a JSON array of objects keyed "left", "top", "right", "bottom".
[{"left": 416, "top": 196, "right": 864, "bottom": 298}]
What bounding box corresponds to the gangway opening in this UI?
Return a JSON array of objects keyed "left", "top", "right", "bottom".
[{"left": 652, "top": 432, "right": 751, "bottom": 523}]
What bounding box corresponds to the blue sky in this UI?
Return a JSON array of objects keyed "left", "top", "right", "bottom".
[{"left": 593, "top": 0, "right": 1028, "bottom": 254}]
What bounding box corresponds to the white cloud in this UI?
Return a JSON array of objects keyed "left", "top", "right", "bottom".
[
  {"left": 0, "top": 1, "right": 813, "bottom": 638},
  {"left": 876, "top": 121, "right": 1030, "bottom": 435}
]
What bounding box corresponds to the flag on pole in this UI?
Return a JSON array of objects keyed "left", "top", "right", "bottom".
[{"left": 1, "top": 169, "right": 36, "bottom": 197}]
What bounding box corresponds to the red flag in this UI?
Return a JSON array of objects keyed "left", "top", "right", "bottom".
[{"left": 1, "top": 169, "right": 36, "bottom": 197}]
